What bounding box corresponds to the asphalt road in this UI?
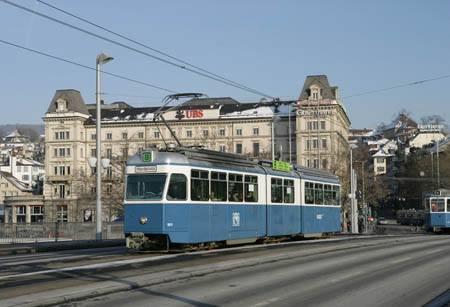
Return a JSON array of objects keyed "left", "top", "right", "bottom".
[{"left": 0, "top": 235, "right": 449, "bottom": 307}]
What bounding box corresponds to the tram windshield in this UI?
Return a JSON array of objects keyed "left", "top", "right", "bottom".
[{"left": 126, "top": 174, "right": 167, "bottom": 200}]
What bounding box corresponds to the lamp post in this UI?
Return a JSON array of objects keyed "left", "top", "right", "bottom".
[
  {"left": 349, "top": 144, "right": 358, "bottom": 234},
  {"left": 95, "top": 52, "right": 113, "bottom": 241}
]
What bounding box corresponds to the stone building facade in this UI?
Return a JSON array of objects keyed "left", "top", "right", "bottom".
[{"left": 295, "top": 75, "right": 350, "bottom": 175}]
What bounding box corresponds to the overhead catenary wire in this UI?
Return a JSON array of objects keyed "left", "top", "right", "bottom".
[
  {"left": 101, "top": 93, "right": 165, "bottom": 100},
  {"left": 1, "top": 0, "right": 276, "bottom": 100},
  {"left": 0, "top": 39, "right": 178, "bottom": 93},
  {"left": 35, "top": 0, "right": 271, "bottom": 99},
  {"left": 341, "top": 75, "right": 450, "bottom": 99}
]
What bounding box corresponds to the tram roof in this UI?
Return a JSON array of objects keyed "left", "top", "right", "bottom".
[{"left": 127, "top": 147, "right": 339, "bottom": 183}]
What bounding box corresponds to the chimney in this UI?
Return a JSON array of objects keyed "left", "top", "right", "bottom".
[{"left": 10, "top": 154, "right": 17, "bottom": 177}]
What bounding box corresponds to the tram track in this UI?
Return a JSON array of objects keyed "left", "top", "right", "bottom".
[
  {"left": 0, "top": 234, "right": 447, "bottom": 307},
  {"left": 0, "top": 234, "right": 433, "bottom": 280}
]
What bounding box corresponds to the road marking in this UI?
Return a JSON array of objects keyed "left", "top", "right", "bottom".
[
  {"left": 0, "top": 253, "right": 183, "bottom": 280},
  {"left": 390, "top": 257, "right": 412, "bottom": 264},
  {"left": 249, "top": 297, "right": 281, "bottom": 307},
  {"left": 330, "top": 272, "right": 361, "bottom": 283},
  {"left": 425, "top": 249, "right": 443, "bottom": 254}
]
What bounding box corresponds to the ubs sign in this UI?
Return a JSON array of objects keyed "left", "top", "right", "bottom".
[{"left": 175, "top": 109, "right": 204, "bottom": 120}]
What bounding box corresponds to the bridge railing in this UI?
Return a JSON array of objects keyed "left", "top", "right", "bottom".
[{"left": 0, "top": 222, "right": 124, "bottom": 244}]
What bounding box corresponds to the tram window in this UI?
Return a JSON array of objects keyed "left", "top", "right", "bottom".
[
  {"left": 447, "top": 199, "right": 450, "bottom": 212},
  {"left": 431, "top": 199, "right": 437, "bottom": 212},
  {"left": 228, "top": 173, "right": 243, "bottom": 202},
  {"left": 425, "top": 199, "right": 430, "bottom": 212},
  {"left": 305, "top": 182, "right": 314, "bottom": 204},
  {"left": 271, "top": 178, "right": 283, "bottom": 203},
  {"left": 211, "top": 171, "right": 227, "bottom": 201},
  {"left": 191, "top": 170, "right": 209, "bottom": 201},
  {"left": 283, "top": 179, "right": 294, "bottom": 203},
  {"left": 315, "top": 183, "right": 324, "bottom": 205},
  {"left": 167, "top": 173, "right": 187, "bottom": 201},
  {"left": 245, "top": 175, "right": 258, "bottom": 202},
  {"left": 324, "top": 184, "right": 333, "bottom": 205},
  {"left": 332, "top": 186, "right": 340, "bottom": 206},
  {"left": 437, "top": 199, "right": 445, "bottom": 212},
  {"left": 126, "top": 174, "right": 167, "bottom": 200}
]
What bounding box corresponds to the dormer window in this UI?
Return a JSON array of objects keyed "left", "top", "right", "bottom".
[
  {"left": 56, "top": 98, "right": 67, "bottom": 112},
  {"left": 309, "top": 86, "right": 321, "bottom": 100}
]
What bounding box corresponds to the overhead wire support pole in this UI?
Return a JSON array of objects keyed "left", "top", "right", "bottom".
[{"left": 288, "top": 102, "right": 292, "bottom": 164}]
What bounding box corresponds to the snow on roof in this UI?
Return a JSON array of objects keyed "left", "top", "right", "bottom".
[
  {"left": 367, "top": 138, "right": 389, "bottom": 146},
  {"left": 221, "top": 103, "right": 295, "bottom": 119},
  {"left": 5, "top": 130, "right": 22, "bottom": 138},
  {"left": 221, "top": 106, "right": 274, "bottom": 118},
  {"left": 372, "top": 148, "right": 395, "bottom": 158},
  {"left": 17, "top": 157, "right": 44, "bottom": 166},
  {"left": 0, "top": 171, "right": 32, "bottom": 191},
  {"left": 385, "top": 114, "right": 417, "bottom": 130}
]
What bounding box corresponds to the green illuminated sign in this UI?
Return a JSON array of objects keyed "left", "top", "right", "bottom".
[
  {"left": 141, "top": 151, "right": 152, "bottom": 162},
  {"left": 273, "top": 160, "right": 290, "bottom": 172}
]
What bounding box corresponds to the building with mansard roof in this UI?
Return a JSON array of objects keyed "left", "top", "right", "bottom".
[{"left": 295, "top": 75, "right": 350, "bottom": 175}]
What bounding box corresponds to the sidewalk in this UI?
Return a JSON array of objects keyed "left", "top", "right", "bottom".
[{"left": 0, "top": 239, "right": 125, "bottom": 256}]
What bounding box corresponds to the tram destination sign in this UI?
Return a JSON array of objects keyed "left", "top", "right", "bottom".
[
  {"left": 273, "top": 160, "right": 290, "bottom": 172},
  {"left": 135, "top": 165, "right": 157, "bottom": 173}
]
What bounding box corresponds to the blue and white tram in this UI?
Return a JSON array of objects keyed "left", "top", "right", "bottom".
[
  {"left": 424, "top": 189, "right": 450, "bottom": 232},
  {"left": 124, "top": 147, "right": 341, "bottom": 250}
]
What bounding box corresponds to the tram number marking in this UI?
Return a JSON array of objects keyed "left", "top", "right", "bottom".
[
  {"left": 316, "top": 214, "right": 324, "bottom": 220},
  {"left": 232, "top": 212, "right": 240, "bottom": 227}
]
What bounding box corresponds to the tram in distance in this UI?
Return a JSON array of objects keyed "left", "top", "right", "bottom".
[
  {"left": 124, "top": 145, "right": 341, "bottom": 250},
  {"left": 424, "top": 189, "right": 450, "bottom": 233},
  {"left": 396, "top": 209, "right": 425, "bottom": 226}
]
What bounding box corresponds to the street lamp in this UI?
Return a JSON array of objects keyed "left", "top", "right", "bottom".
[
  {"left": 95, "top": 52, "right": 113, "bottom": 240},
  {"left": 349, "top": 144, "right": 358, "bottom": 234}
]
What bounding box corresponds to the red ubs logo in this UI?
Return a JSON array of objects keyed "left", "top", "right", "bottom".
[{"left": 186, "top": 110, "right": 204, "bottom": 119}]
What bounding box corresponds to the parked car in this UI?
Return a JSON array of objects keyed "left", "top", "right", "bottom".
[{"left": 378, "top": 217, "right": 388, "bottom": 225}]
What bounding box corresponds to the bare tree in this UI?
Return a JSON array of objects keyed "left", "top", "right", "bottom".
[
  {"left": 17, "top": 126, "right": 39, "bottom": 142},
  {"left": 420, "top": 115, "right": 449, "bottom": 134},
  {"left": 395, "top": 108, "right": 412, "bottom": 118},
  {"left": 420, "top": 115, "right": 446, "bottom": 125}
]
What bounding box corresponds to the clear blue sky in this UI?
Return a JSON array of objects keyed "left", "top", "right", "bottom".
[{"left": 1, "top": 0, "right": 449, "bottom": 129}]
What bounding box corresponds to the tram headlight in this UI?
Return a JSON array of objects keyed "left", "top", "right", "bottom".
[{"left": 139, "top": 216, "right": 148, "bottom": 225}]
